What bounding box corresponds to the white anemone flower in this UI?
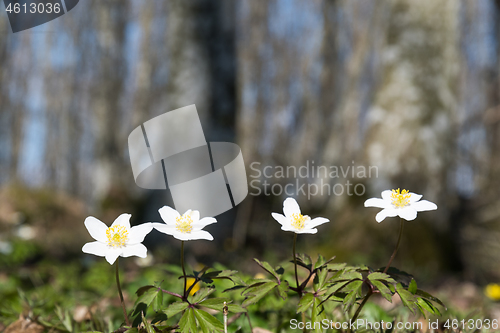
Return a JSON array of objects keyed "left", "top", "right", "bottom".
[
  {"left": 271, "top": 197, "right": 330, "bottom": 234},
  {"left": 82, "top": 214, "right": 153, "bottom": 265},
  {"left": 364, "top": 189, "right": 437, "bottom": 223},
  {"left": 152, "top": 206, "right": 216, "bottom": 241}
]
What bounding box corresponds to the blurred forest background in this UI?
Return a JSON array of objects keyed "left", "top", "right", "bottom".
[{"left": 1, "top": 0, "right": 500, "bottom": 292}]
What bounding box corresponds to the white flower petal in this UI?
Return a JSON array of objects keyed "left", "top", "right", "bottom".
[
  {"left": 105, "top": 249, "right": 122, "bottom": 265},
  {"left": 375, "top": 208, "right": 398, "bottom": 223},
  {"left": 159, "top": 206, "right": 181, "bottom": 225},
  {"left": 398, "top": 207, "right": 417, "bottom": 221},
  {"left": 192, "top": 217, "right": 216, "bottom": 229},
  {"left": 283, "top": 197, "right": 301, "bottom": 217},
  {"left": 307, "top": 217, "right": 329, "bottom": 229},
  {"left": 411, "top": 200, "right": 437, "bottom": 212},
  {"left": 296, "top": 228, "right": 318, "bottom": 234},
  {"left": 128, "top": 223, "right": 153, "bottom": 244},
  {"left": 111, "top": 213, "right": 131, "bottom": 229},
  {"left": 122, "top": 243, "right": 147, "bottom": 258},
  {"left": 364, "top": 198, "right": 389, "bottom": 209},
  {"left": 409, "top": 193, "right": 422, "bottom": 202},
  {"left": 280, "top": 225, "right": 299, "bottom": 233},
  {"left": 82, "top": 241, "right": 108, "bottom": 257},
  {"left": 84, "top": 217, "right": 108, "bottom": 243},
  {"left": 381, "top": 190, "right": 393, "bottom": 201},
  {"left": 188, "top": 210, "right": 200, "bottom": 223},
  {"left": 271, "top": 213, "right": 288, "bottom": 226},
  {"left": 188, "top": 230, "right": 214, "bottom": 241},
  {"left": 152, "top": 223, "right": 177, "bottom": 236}
]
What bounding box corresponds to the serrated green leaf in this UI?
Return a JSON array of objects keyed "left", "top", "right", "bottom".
[
  {"left": 327, "top": 263, "right": 347, "bottom": 271},
  {"left": 313, "top": 254, "right": 326, "bottom": 271},
  {"left": 154, "top": 287, "right": 163, "bottom": 312},
  {"left": 277, "top": 281, "right": 289, "bottom": 300},
  {"left": 396, "top": 288, "right": 417, "bottom": 313},
  {"left": 241, "top": 281, "right": 277, "bottom": 307},
  {"left": 297, "top": 293, "right": 314, "bottom": 313},
  {"left": 370, "top": 280, "right": 393, "bottom": 303},
  {"left": 343, "top": 289, "right": 358, "bottom": 312},
  {"left": 164, "top": 301, "right": 189, "bottom": 317},
  {"left": 314, "top": 268, "right": 329, "bottom": 291},
  {"left": 194, "top": 309, "right": 224, "bottom": 332},
  {"left": 190, "top": 287, "right": 215, "bottom": 304},
  {"left": 415, "top": 289, "right": 446, "bottom": 309},
  {"left": 136, "top": 285, "right": 156, "bottom": 297},
  {"left": 227, "top": 304, "right": 247, "bottom": 313},
  {"left": 179, "top": 308, "right": 197, "bottom": 333},
  {"left": 254, "top": 258, "right": 279, "bottom": 281},
  {"left": 367, "top": 272, "right": 390, "bottom": 282},
  {"left": 135, "top": 288, "right": 158, "bottom": 308},
  {"left": 342, "top": 280, "right": 363, "bottom": 294},
  {"left": 331, "top": 271, "right": 363, "bottom": 282},
  {"left": 199, "top": 298, "right": 230, "bottom": 311},
  {"left": 408, "top": 279, "right": 417, "bottom": 294}
]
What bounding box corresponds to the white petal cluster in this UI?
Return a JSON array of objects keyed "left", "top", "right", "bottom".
[
  {"left": 82, "top": 213, "right": 153, "bottom": 264},
  {"left": 364, "top": 189, "right": 437, "bottom": 223},
  {"left": 152, "top": 206, "right": 216, "bottom": 241},
  {"left": 271, "top": 197, "right": 330, "bottom": 234}
]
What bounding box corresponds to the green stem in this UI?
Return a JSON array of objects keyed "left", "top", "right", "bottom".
[
  {"left": 115, "top": 258, "right": 131, "bottom": 327},
  {"left": 351, "top": 289, "right": 373, "bottom": 325},
  {"left": 351, "top": 218, "right": 406, "bottom": 325},
  {"left": 383, "top": 217, "right": 405, "bottom": 274},
  {"left": 293, "top": 233, "right": 300, "bottom": 292},
  {"left": 181, "top": 241, "right": 187, "bottom": 299}
]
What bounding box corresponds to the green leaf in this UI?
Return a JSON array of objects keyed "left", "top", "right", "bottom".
[
  {"left": 136, "top": 285, "right": 156, "bottom": 297},
  {"left": 342, "top": 280, "right": 363, "bottom": 294},
  {"left": 164, "top": 301, "right": 189, "bottom": 317},
  {"left": 194, "top": 309, "right": 224, "bottom": 332},
  {"left": 417, "top": 298, "right": 442, "bottom": 316},
  {"left": 241, "top": 281, "right": 277, "bottom": 307},
  {"left": 327, "top": 263, "right": 347, "bottom": 271},
  {"left": 314, "top": 268, "right": 329, "bottom": 291},
  {"left": 142, "top": 312, "right": 155, "bottom": 333},
  {"left": 199, "top": 298, "right": 230, "bottom": 311},
  {"left": 415, "top": 289, "right": 446, "bottom": 309},
  {"left": 154, "top": 287, "right": 163, "bottom": 312},
  {"left": 297, "top": 293, "right": 314, "bottom": 313},
  {"left": 227, "top": 304, "right": 247, "bottom": 313},
  {"left": 254, "top": 259, "right": 279, "bottom": 281},
  {"left": 190, "top": 287, "right": 215, "bottom": 304},
  {"left": 135, "top": 288, "right": 158, "bottom": 308},
  {"left": 277, "top": 280, "right": 289, "bottom": 300},
  {"left": 343, "top": 289, "right": 358, "bottom": 312},
  {"left": 367, "top": 272, "right": 396, "bottom": 285},
  {"left": 370, "top": 280, "right": 393, "bottom": 303},
  {"left": 396, "top": 286, "right": 417, "bottom": 313},
  {"left": 408, "top": 279, "right": 417, "bottom": 294},
  {"left": 331, "top": 271, "right": 362, "bottom": 282},
  {"left": 313, "top": 254, "right": 326, "bottom": 270},
  {"left": 179, "top": 308, "right": 197, "bottom": 333}
]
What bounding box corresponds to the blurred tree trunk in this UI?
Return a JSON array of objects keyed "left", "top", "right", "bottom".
[
  {"left": 166, "top": 0, "right": 236, "bottom": 141},
  {"left": 90, "top": 0, "right": 129, "bottom": 201}
]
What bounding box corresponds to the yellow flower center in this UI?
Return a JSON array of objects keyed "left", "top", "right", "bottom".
[
  {"left": 391, "top": 188, "right": 411, "bottom": 208},
  {"left": 175, "top": 213, "right": 193, "bottom": 233},
  {"left": 106, "top": 225, "right": 128, "bottom": 248},
  {"left": 290, "top": 213, "right": 308, "bottom": 230}
]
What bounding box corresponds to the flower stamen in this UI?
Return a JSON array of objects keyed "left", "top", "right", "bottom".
[
  {"left": 175, "top": 214, "right": 193, "bottom": 234},
  {"left": 290, "top": 213, "right": 308, "bottom": 230},
  {"left": 106, "top": 225, "right": 128, "bottom": 248},
  {"left": 391, "top": 188, "right": 411, "bottom": 208}
]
